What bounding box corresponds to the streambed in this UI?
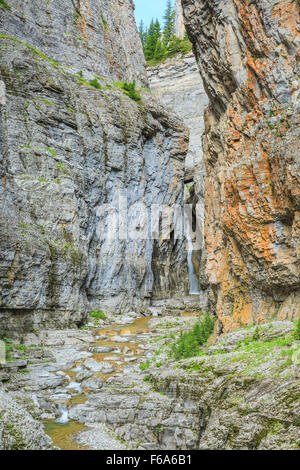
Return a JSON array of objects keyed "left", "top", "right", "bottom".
[
  {"left": 43, "top": 315, "right": 155, "bottom": 449},
  {"left": 41, "top": 312, "right": 200, "bottom": 450}
]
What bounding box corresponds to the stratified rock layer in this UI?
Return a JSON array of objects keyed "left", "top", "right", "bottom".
[
  {"left": 174, "top": 0, "right": 186, "bottom": 39},
  {"left": 0, "top": 388, "right": 54, "bottom": 450},
  {"left": 148, "top": 53, "right": 209, "bottom": 305},
  {"left": 0, "top": 0, "right": 189, "bottom": 335},
  {"left": 148, "top": 52, "right": 208, "bottom": 174},
  {"left": 182, "top": 0, "right": 300, "bottom": 331}
]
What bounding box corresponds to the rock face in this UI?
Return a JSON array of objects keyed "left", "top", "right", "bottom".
[
  {"left": 0, "top": 0, "right": 189, "bottom": 336},
  {"left": 0, "top": 388, "right": 54, "bottom": 450},
  {"left": 148, "top": 53, "right": 209, "bottom": 304},
  {"left": 148, "top": 53, "right": 208, "bottom": 174},
  {"left": 182, "top": 0, "right": 300, "bottom": 331},
  {"left": 0, "top": 0, "right": 148, "bottom": 86},
  {"left": 1, "top": 307, "right": 299, "bottom": 450},
  {"left": 149, "top": 321, "right": 300, "bottom": 450},
  {"left": 174, "top": 0, "right": 186, "bottom": 39}
]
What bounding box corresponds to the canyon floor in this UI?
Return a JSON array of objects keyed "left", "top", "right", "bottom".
[{"left": 0, "top": 298, "right": 299, "bottom": 450}]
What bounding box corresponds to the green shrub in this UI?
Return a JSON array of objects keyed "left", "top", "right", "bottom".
[
  {"left": 89, "top": 311, "right": 106, "bottom": 320},
  {"left": 89, "top": 78, "right": 102, "bottom": 89},
  {"left": 139, "top": 360, "right": 151, "bottom": 371},
  {"left": 0, "top": 1, "right": 11, "bottom": 10},
  {"left": 1, "top": 337, "right": 12, "bottom": 359},
  {"left": 294, "top": 320, "right": 300, "bottom": 341},
  {"left": 170, "top": 315, "right": 215, "bottom": 360},
  {"left": 252, "top": 326, "right": 260, "bottom": 341},
  {"left": 120, "top": 81, "right": 141, "bottom": 103}
]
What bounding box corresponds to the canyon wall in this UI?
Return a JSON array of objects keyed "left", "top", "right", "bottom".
[
  {"left": 148, "top": 52, "right": 208, "bottom": 174},
  {"left": 174, "top": 0, "right": 185, "bottom": 39},
  {"left": 182, "top": 0, "right": 300, "bottom": 331},
  {"left": 148, "top": 52, "right": 209, "bottom": 307},
  {"left": 0, "top": 0, "right": 189, "bottom": 336}
]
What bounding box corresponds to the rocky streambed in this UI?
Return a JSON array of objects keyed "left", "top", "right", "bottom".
[{"left": 0, "top": 300, "right": 299, "bottom": 450}]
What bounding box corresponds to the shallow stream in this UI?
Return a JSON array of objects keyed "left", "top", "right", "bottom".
[{"left": 43, "top": 316, "right": 154, "bottom": 450}]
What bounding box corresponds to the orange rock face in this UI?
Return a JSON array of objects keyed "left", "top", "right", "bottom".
[{"left": 182, "top": 0, "right": 300, "bottom": 331}]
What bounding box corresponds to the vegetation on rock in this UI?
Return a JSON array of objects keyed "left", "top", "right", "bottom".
[
  {"left": 0, "top": 0, "right": 10, "bottom": 10},
  {"left": 170, "top": 314, "right": 215, "bottom": 359},
  {"left": 138, "top": 0, "right": 192, "bottom": 66},
  {"left": 89, "top": 311, "right": 106, "bottom": 320},
  {"left": 294, "top": 320, "right": 300, "bottom": 341},
  {"left": 118, "top": 81, "right": 141, "bottom": 103}
]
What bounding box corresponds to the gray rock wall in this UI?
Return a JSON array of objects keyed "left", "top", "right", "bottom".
[
  {"left": 174, "top": 0, "right": 185, "bottom": 39},
  {"left": 182, "top": 0, "right": 300, "bottom": 330},
  {"left": 148, "top": 53, "right": 208, "bottom": 174},
  {"left": 148, "top": 53, "right": 209, "bottom": 304},
  {"left": 0, "top": 0, "right": 189, "bottom": 336},
  {"left": 0, "top": 0, "right": 148, "bottom": 86}
]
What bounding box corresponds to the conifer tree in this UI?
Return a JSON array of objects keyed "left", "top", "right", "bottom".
[
  {"left": 154, "top": 39, "right": 166, "bottom": 61},
  {"left": 138, "top": 20, "right": 147, "bottom": 47},
  {"left": 163, "top": 0, "right": 175, "bottom": 46},
  {"left": 139, "top": 0, "right": 192, "bottom": 65},
  {"left": 144, "top": 18, "right": 161, "bottom": 61}
]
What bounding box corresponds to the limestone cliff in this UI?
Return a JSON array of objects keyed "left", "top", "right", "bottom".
[
  {"left": 148, "top": 52, "right": 209, "bottom": 307},
  {"left": 182, "top": 0, "right": 300, "bottom": 331},
  {"left": 0, "top": 0, "right": 189, "bottom": 336},
  {"left": 174, "top": 0, "right": 185, "bottom": 39}
]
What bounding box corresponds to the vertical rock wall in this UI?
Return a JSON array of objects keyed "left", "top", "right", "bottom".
[
  {"left": 182, "top": 0, "right": 300, "bottom": 331},
  {"left": 174, "top": 0, "right": 186, "bottom": 39},
  {"left": 148, "top": 53, "right": 209, "bottom": 306},
  {"left": 0, "top": 0, "right": 189, "bottom": 335}
]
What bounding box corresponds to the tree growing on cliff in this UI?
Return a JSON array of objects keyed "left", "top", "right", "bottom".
[
  {"left": 154, "top": 39, "right": 167, "bottom": 61},
  {"left": 144, "top": 19, "right": 161, "bottom": 61},
  {"left": 139, "top": 0, "right": 192, "bottom": 65},
  {"left": 162, "top": 0, "right": 175, "bottom": 46},
  {"left": 167, "top": 31, "right": 192, "bottom": 56},
  {"left": 138, "top": 20, "right": 147, "bottom": 47}
]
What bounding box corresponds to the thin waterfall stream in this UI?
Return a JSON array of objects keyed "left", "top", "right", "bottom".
[{"left": 186, "top": 231, "right": 200, "bottom": 295}]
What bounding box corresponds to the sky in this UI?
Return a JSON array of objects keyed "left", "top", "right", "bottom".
[{"left": 134, "top": 0, "right": 171, "bottom": 29}]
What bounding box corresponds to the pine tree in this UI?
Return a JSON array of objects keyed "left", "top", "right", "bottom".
[
  {"left": 144, "top": 18, "right": 161, "bottom": 61},
  {"left": 154, "top": 39, "right": 166, "bottom": 61},
  {"left": 139, "top": 1, "right": 192, "bottom": 65},
  {"left": 138, "top": 20, "right": 147, "bottom": 47},
  {"left": 163, "top": 0, "right": 175, "bottom": 46}
]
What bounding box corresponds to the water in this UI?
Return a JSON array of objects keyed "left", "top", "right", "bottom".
[
  {"left": 66, "top": 381, "right": 82, "bottom": 392},
  {"left": 43, "top": 420, "right": 86, "bottom": 450},
  {"left": 186, "top": 231, "right": 200, "bottom": 295},
  {"left": 44, "top": 314, "right": 200, "bottom": 449},
  {"left": 56, "top": 404, "right": 69, "bottom": 424}
]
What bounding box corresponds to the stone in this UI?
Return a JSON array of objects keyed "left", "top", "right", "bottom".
[
  {"left": 96, "top": 335, "right": 108, "bottom": 341},
  {"left": 93, "top": 347, "right": 116, "bottom": 354},
  {"left": 111, "top": 336, "right": 129, "bottom": 343},
  {"left": 0, "top": 388, "right": 54, "bottom": 449},
  {"left": 173, "top": 0, "right": 186, "bottom": 39},
  {"left": 1, "top": 360, "right": 27, "bottom": 369},
  {"left": 75, "top": 368, "right": 94, "bottom": 383},
  {"left": 83, "top": 359, "right": 104, "bottom": 372},
  {"left": 182, "top": 0, "right": 300, "bottom": 330},
  {"left": 0, "top": 0, "right": 189, "bottom": 337},
  {"left": 118, "top": 317, "right": 135, "bottom": 325},
  {"left": 81, "top": 378, "right": 104, "bottom": 391}
]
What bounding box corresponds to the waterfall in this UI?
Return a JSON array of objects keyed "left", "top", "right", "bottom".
[
  {"left": 56, "top": 404, "right": 69, "bottom": 424},
  {"left": 186, "top": 232, "right": 200, "bottom": 295}
]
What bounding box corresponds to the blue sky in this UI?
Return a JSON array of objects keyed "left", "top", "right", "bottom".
[{"left": 134, "top": 0, "right": 172, "bottom": 29}]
